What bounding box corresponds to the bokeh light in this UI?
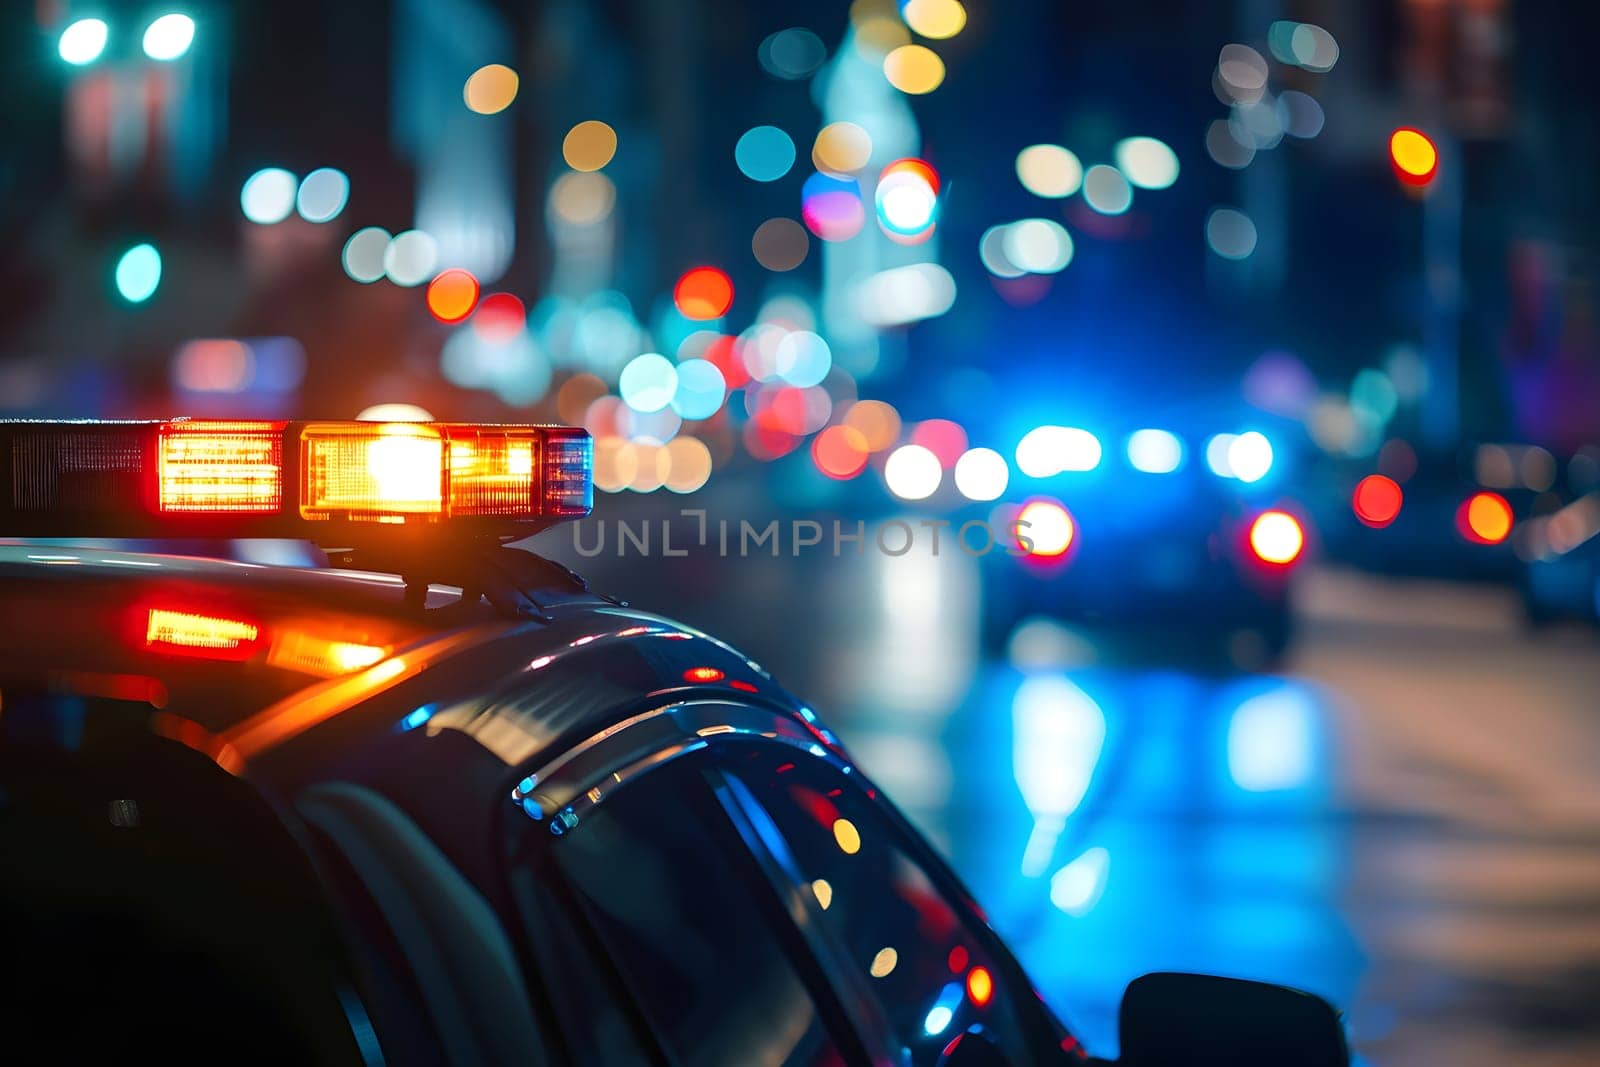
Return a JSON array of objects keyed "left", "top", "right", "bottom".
[
  {"left": 548, "top": 172, "right": 616, "bottom": 226},
  {"left": 903, "top": 0, "right": 967, "bottom": 39},
  {"left": 1249, "top": 511, "right": 1305, "bottom": 565},
  {"left": 883, "top": 44, "right": 946, "bottom": 94},
  {"left": 885, "top": 444, "right": 943, "bottom": 500},
  {"left": 1113, "top": 137, "right": 1180, "bottom": 190},
  {"left": 802, "top": 173, "right": 865, "bottom": 241},
  {"left": 1272, "top": 22, "right": 1340, "bottom": 72},
  {"left": 142, "top": 13, "right": 195, "bottom": 61},
  {"left": 619, "top": 353, "right": 679, "bottom": 413},
  {"left": 1206, "top": 120, "right": 1255, "bottom": 169},
  {"left": 342, "top": 227, "right": 390, "bottom": 283},
  {"left": 759, "top": 28, "right": 827, "bottom": 80},
  {"left": 1227, "top": 431, "right": 1274, "bottom": 483},
  {"left": 664, "top": 437, "right": 713, "bottom": 493},
  {"left": 912, "top": 419, "right": 968, "bottom": 468},
  {"left": 1018, "top": 499, "right": 1075, "bottom": 557},
  {"left": 1278, "top": 91, "right": 1326, "bottom": 139},
  {"left": 58, "top": 18, "right": 108, "bottom": 65},
  {"left": 295, "top": 168, "right": 349, "bottom": 223},
  {"left": 240, "top": 168, "right": 297, "bottom": 225},
  {"left": 736, "top": 126, "right": 797, "bottom": 182},
  {"left": 1459, "top": 492, "right": 1513, "bottom": 545},
  {"left": 1082, "top": 165, "right": 1132, "bottom": 215},
  {"left": 1002, "top": 219, "right": 1073, "bottom": 274},
  {"left": 775, "top": 331, "right": 832, "bottom": 387},
  {"left": 954, "top": 447, "right": 1008, "bottom": 500},
  {"left": 875, "top": 163, "right": 939, "bottom": 236},
  {"left": 425, "top": 269, "right": 480, "bottom": 324},
  {"left": 1126, "top": 429, "right": 1185, "bottom": 474},
  {"left": 1390, "top": 127, "right": 1438, "bottom": 185},
  {"left": 844, "top": 400, "right": 901, "bottom": 452},
  {"left": 1017, "top": 426, "right": 1101, "bottom": 476},
  {"left": 813, "top": 426, "right": 871, "bottom": 480},
  {"left": 464, "top": 64, "right": 519, "bottom": 114},
  {"left": 669, "top": 359, "right": 727, "bottom": 420},
  {"left": 473, "top": 293, "right": 526, "bottom": 341},
  {"left": 979, "top": 225, "right": 1024, "bottom": 278},
  {"left": 1015, "top": 145, "right": 1083, "bottom": 199},
  {"left": 1206, "top": 208, "right": 1258, "bottom": 259},
  {"left": 813, "top": 122, "right": 873, "bottom": 174},
  {"left": 857, "top": 262, "right": 957, "bottom": 326},
  {"left": 1353, "top": 475, "right": 1404, "bottom": 528},
  {"left": 562, "top": 120, "right": 618, "bottom": 172},
  {"left": 674, "top": 267, "right": 735, "bottom": 321},
  {"left": 1216, "top": 44, "right": 1269, "bottom": 102},
  {"left": 853, "top": 0, "right": 912, "bottom": 55},
  {"left": 383, "top": 230, "right": 438, "bottom": 287},
  {"left": 114, "top": 243, "right": 162, "bottom": 303},
  {"left": 752, "top": 218, "right": 810, "bottom": 272}
]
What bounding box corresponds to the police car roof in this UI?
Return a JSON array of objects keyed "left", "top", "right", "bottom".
[{"left": 0, "top": 541, "right": 787, "bottom": 772}]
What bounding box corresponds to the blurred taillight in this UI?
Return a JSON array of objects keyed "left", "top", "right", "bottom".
[{"left": 1248, "top": 510, "right": 1304, "bottom": 565}]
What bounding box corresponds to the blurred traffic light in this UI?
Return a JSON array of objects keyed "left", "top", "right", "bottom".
[{"left": 1389, "top": 127, "right": 1438, "bottom": 187}]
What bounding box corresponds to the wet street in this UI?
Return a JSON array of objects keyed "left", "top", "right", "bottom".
[{"left": 552, "top": 520, "right": 1600, "bottom": 1066}]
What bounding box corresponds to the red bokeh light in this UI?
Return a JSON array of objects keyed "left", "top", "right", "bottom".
[
  {"left": 425, "top": 268, "right": 480, "bottom": 324},
  {"left": 674, "top": 267, "right": 735, "bottom": 320},
  {"left": 472, "top": 292, "right": 527, "bottom": 342},
  {"left": 911, "top": 419, "right": 968, "bottom": 468},
  {"left": 812, "top": 425, "right": 870, "bottom": 480},
  {"left": 1352, "top": 474, "right": 1404, "bottom": 528}
]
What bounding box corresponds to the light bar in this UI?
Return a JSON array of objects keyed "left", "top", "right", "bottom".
[
  {"left": 0, "top": 419, "right": 592, "bottom": 540},
  {"left": 159, "top": 421, "right": 285, "bottom": 513}
]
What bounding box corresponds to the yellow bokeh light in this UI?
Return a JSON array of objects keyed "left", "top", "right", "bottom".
[
  {"left": 844, "top": 400, "right": 902, "bottom": 452},
  {"left": 549, "top": 171, "right": 616, "bottom": 226},
  {"left": 833, "top": 817, "right": 862, "bottom": 854},
  {"left": 593, "top": 435, "right": 634, "bottom": 493},
  {"left": 563, "top": 120, "right": 618, "bottom": 172},
  {"left": 852, "top": 2, "right": 910, "bottom": 55},
  {"left": 813, "top": 122, "right": 873, "bottom": 174},
  {"left": 628, "top": 442, "right": 672, "bottom": 493},
  {"left": 1015, "top": 144, "right": 1083, "bottom": 198},
  {"left": 812, "top": 878, "right": 833, "bottom": 910},
  {"left": 664, "top": 437, "right": 712, "bottom": 494},
  {"left": 883, "top": 44, "right": 946, "bottom": 95},
  {"left": 903, "top": 0, "right": 967, "bottom": 39},
  {"left": 869, "top": 946, "right": 898, "bottom": 978},
  {"left": 1389, "top": 127, "right": 1437, "bottom": 180},
  {"left": 463, "top": 64, "right": 519, "bottom": 115}
]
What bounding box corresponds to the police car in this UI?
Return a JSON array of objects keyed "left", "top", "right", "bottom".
[{"left": 0, "top": 419, "right": 1347, "bottom": 1065}]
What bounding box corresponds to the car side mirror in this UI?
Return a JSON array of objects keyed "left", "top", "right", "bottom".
[{"left": 1116, "top": 972, "right": 1349, "bottom": 1066}]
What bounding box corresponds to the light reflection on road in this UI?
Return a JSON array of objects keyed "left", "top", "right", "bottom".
[{"left": 841, "top": 666, "right": 1359, "bottom": 1059}]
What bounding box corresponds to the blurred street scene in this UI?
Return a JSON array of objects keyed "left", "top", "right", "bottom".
[{"left": 6, "top": 1, "right": 1600, "bottom": 1063}]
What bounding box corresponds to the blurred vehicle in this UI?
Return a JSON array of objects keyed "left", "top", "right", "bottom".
[
  {"left": 970, "top": 413, "right": 1313, "bottom": 665},
  {"left": 1319, "top": 440, "right": 1600, "bottom": 626},
  {"left": 0, "top": 418, "right": 1349, "bottom": 1065}
]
